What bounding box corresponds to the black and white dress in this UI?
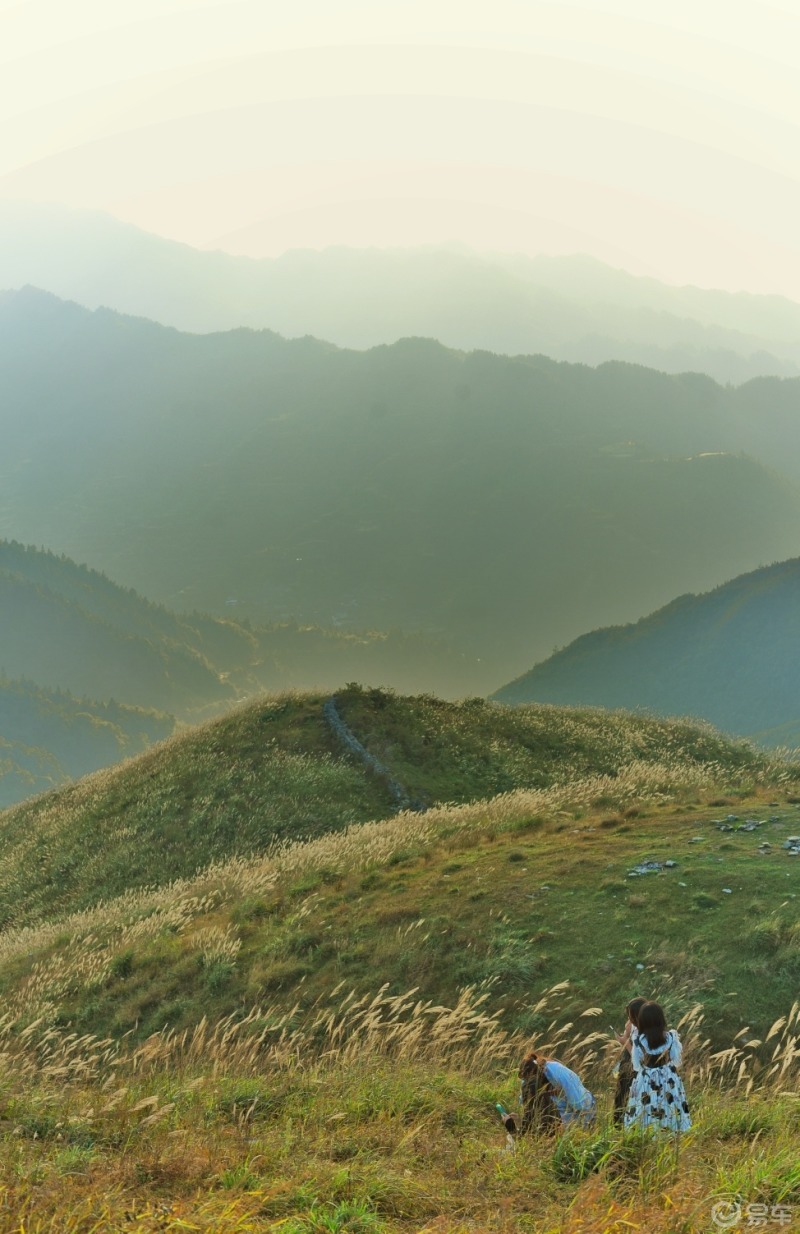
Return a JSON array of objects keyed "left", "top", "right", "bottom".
[{"left": 624, "top": 1029, "right": 691, "bottom": 1133}]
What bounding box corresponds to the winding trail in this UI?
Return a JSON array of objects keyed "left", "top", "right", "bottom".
[{"left": 323, "top": 695, "right": 427, "bottom": 814}]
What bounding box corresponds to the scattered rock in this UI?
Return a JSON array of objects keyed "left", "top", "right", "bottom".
[
  {"left": 783, "top": 838, "right": 800, "bottom": 855},
  {"left": 627, "top": 860, "right": 678, "bottom": 877},
  {"left": 722, "top": 888, "right": 733, "bottom": 894},
  {"left": 688, "top": 837, "right": 706, "bottom": 844}
]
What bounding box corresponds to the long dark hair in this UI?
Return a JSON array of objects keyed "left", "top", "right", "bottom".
[
  {"left": 519, "top": 1049, "right": 549, "bottom": 1080},
  {"left": 626, "top": 996, "right": 647, "bottom": 1027},
  {"left": 637, "top": 1001, "right": 668, "bottom": 1049}
]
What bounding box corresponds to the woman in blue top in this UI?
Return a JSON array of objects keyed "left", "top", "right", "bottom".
[{"left": 519, "top": 1050, "right": 596, "bottom": 1133}]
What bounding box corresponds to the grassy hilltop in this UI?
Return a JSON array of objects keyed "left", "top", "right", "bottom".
[
  {"left": 0, "top": 691, "right": 797, "bottom": 1229},
  {"left": 0, "top": 686, "right": 770, "bottom": 930},
  {"left": 0, "top": 686, "right": 797, "bottom": 1046}
]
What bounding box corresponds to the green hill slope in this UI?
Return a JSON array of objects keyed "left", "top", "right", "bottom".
[
  {"left": 0, "top": 685, "right": 772, "bottom": 932},
  {"left": 493, "top": 558, "right": 800, "bottom": 744},
  {"left": 0, "top": 690, "right": 794, "bottom": 1047},
  {"left": 3, "top": 203, "right": 800, "bottom": 383},
  {"left": 3, "top": 292, "right": 800, "bottom": 688}
]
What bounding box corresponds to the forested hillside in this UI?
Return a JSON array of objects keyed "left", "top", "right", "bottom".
[
  {"left": 0, "top": 541, "right": 480, "bottom": 804},
  {"left": 0, "top": 677, "right": 172, "bottom": 807},
  {"left": 494, "top": 558, "right": 800, "bottom": 745}
]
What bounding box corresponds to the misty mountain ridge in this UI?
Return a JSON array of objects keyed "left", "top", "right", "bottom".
[
  {"left": 2, "top": 202, "right": 800, "bottom": 384},
  {"left": 0, "top": 677, "right": 172, "bottom": 808},
  {"left": 493, "top": 557, "right": 800, "bottom": 746},
  {"left": 3, "top": 288, "right": 800, "bottom": 689},
  {"left": 0, "top": 538, "right": 483, "bottom": 805}
]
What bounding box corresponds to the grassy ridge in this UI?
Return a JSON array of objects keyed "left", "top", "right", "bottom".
[
  {"left": 0, "top": 688, "right": 773, "bottom": 930},
  {"left": 0, "top": 694, "right": 395, "bottom": 928},
  {"left": 334, "top": 686, "right": 762, "bottom": 805}
]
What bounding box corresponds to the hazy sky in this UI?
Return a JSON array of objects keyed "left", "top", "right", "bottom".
[{"left": 3, "top": 0, "right": 800, "bottom": 295}]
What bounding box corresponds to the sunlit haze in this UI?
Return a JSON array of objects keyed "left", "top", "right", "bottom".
[{"left": 2, "top": 0, "right": 800, "bottom": 294}]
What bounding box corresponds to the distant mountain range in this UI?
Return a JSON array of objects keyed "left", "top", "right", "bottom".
[
  {"left": 493, "top": 558, "right": 800, "bottom": 747},
  {"left": 2, "top": 289, "right": 800, "bottom": 690},
  {"left": 2, "top": 203, "right": 800, "bottom": 384}
]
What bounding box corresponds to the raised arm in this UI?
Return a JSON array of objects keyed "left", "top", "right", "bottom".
[{"left": 667, "top": 1030, "right": 683, "bottom": 1067}]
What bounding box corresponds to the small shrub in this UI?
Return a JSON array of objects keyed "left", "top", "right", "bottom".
[
  {"left": 284, "top": 1199, "right": 385, "bottom": 1232},
  {"left": 53, "top": 1145, "right": 95, "bottom": 1176},
  {"left": 109, "top": 948, "right": 135, "bottom": 980},
  {"left": 204, "top": 960, "right": 236, "bottom": 993},
  {"left": 231, "top": 897, "right": 272, "bottom": 924},
  {"left": 217, "top": 1161, "right": 261, "bottom": 1190}
]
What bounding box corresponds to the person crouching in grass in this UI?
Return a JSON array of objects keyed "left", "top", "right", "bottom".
[{"left": 518, "top": 1050, "right": 596, "bottom": 1134}]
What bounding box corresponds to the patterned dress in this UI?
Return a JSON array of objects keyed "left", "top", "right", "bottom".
[{"left": 624, "top": 1030, "right": 691, "bottom": 1132}]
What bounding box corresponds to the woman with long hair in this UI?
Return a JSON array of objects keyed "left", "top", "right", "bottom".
[
  {"left": 613, "top": 995, "right": 647, "bottom": 1125},
  {"left": 518, "top": 1050, "right": 596, "bottom": 1134},
  {"left": 624, "top": 1001, "right": 691, "bottom": 1133}
]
